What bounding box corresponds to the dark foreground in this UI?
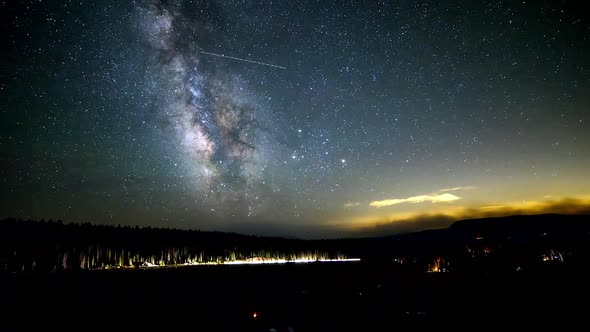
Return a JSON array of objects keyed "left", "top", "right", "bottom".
[{"left": 1, "top": 262, "right": 588, "bottom": 332}]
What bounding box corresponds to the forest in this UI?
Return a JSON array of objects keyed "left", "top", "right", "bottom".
[
  {"left": 0, "top": 218, "right": 348, "bottom": 272},
  {"left": 2, "top": 214, "right": 590, "bottom": 274}
]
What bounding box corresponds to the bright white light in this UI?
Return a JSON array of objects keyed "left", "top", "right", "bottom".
[{"left": 179, "top": 257, "right": 360, "bottom": 267}]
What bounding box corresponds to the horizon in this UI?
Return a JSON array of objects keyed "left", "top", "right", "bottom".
[
  {"left": 2, "top": 0, "right": 589, "bottom": 238},
  {"left": 3, "top": 211, "right": 590, "bottom": 240}
]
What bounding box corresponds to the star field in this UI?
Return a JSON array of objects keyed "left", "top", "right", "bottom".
[{"left": 2, "top": 0, "right": 589, "bottom": 237}]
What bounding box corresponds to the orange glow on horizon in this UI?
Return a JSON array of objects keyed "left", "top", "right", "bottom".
[{"left": 336, "top": 196, "right": 590, "bottom": 234}]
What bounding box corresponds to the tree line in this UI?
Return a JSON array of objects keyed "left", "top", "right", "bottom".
[{"left": 0, "top": 218, "right": 346, "bottom": 273}]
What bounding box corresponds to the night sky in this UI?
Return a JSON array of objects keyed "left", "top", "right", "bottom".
[{"left": 2, "top": 0, "right": 590, "bottom": 238}]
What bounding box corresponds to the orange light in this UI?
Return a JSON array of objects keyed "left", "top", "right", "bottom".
[{"left": 252, "top": 312, "right": 258, "bottom": 319}]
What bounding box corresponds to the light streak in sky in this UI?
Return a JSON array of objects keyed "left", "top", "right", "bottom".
[{"left": 200, "top": 51, "right": 287, "bottom": 69}]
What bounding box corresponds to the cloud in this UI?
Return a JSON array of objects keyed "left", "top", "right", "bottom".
[
  {"left": 370, "top": 193, "right": 461, "bottom": 208},
  {"left": 354, "top": 197, "right": 590, "bottom": 236},
  {"left": 221, "top": 197, "right": 590, "bottom": 239},
  {"left": 344, "top": 202, "right": 360, "bottom": 208},
  {"left": 439, "top": 186, "right": 476, "bottom": 192}
]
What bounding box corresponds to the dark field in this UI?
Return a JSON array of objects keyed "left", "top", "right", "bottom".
[{"left": 2, "top": 262, "right": 588, "bottom": 331}]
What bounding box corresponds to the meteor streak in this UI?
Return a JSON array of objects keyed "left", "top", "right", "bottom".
[{"left": 200, "top": 51, "right": 286, "bottom": 70}]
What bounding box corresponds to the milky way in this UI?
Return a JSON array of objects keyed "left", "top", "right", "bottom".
[{"left": 137, "top": 1, "right": 273, "bottom": 216}]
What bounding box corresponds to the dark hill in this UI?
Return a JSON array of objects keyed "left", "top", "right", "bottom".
[{"left": 448, "top": 213, "right": 590, "bottom": 244}]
